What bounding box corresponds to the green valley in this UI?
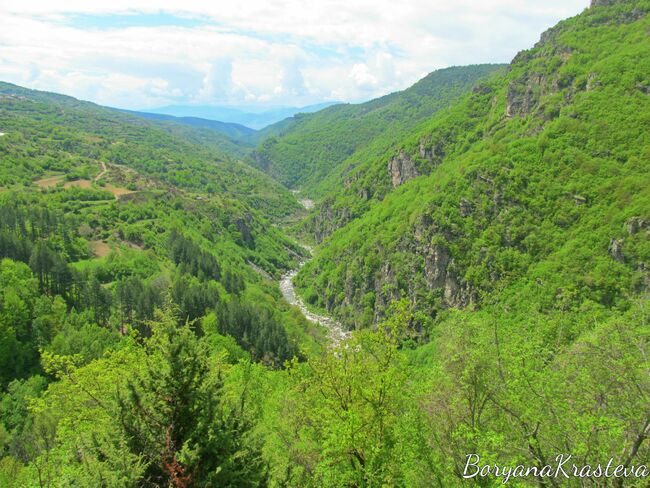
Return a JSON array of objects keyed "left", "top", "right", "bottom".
[
  {"left": 0, "top": 0, "right": 648, "bottom": 487},
  {"left": 251, "top": 64, "right": 504, "bottom": 194}
]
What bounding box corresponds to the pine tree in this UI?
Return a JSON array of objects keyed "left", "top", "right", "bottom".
[{"left": 118, "top": 310, "right": 267, "bottom": 487}]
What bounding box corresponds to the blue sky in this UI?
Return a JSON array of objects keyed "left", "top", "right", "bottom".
[{"left": 0, "top": 1, "right": 589, "bottom": 110}]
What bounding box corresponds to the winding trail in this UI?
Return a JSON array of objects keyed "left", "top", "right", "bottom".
[{"left": 94, "top": 161, "right": 108, "bottom": 182}]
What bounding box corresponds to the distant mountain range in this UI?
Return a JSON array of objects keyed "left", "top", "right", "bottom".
[
  {"left": 121, "top": 110, "right": 257, "bottom": 141},
  {"left": 141, "top": 102, "right": 339, "bottom": 130}
]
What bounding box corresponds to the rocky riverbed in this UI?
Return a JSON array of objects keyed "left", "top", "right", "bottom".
[{"left": 280, "top": 263, "right": 349, "bottom": 346}]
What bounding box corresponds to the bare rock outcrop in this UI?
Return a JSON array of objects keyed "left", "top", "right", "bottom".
[
  {"left": 388, "top": 150, "right": 419, "bottom": 187},
  {"left": 505, "top": 72, "right": 561, "bottom": 117},
  {"left": 591, "top": 0, "right": 627, "bottom": 7},
  {"left": 589, "top": 0, "right": 648, "bottom": 23},
  {"left": 459, "top": 198, "right": 473, "bottom": 217},
  {"left": 423, "top": 245, "right": 450, "bottom": 289},
  {"left": 419, "top": 138, "right": 446, "bottom": 166},
  {"left": 608, "top": 238, "right": 624, "bottom": 262},
  {"left": 309, "top": 200, "right": 351, "bottom": 243},
  {"left": 573, "top": 194, "right": 587, "bottom": 206},
  {"left": 422, "top": 244, "right": 472, "bottom": 308},
  {"left": 626, "top": 217, "right": 647, "bottom": 235}
]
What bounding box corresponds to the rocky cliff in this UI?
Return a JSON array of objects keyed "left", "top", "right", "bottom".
[{"left": 295, "top": 0, "right": 650, "bottom": 329}]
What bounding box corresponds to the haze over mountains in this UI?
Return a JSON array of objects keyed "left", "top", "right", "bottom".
[{"left": 140, "top": 102, "right": 339, "bottom": 130}]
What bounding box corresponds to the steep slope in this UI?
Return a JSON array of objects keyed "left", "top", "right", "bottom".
[
  {"left": 0, "top": 82, "right": 301, "bottom": 221},
  {"left": 0, "top": 82, "right": 324, "bottom": 375},
  {"left": 2, "top": 3, "right": 650, "bottom": 486},
  {"left": 296, "top": 0, "right": 650, "bottom": 328},
  {"left": 252, "top": 64, "right": 504, "bottom": 193}
]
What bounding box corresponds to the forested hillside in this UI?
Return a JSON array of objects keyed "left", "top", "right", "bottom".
[
  {"left": 0, "top": 82, "right": 328, "bottom": 481},
  {"left": 297, "top": 0, "right": 650, "bottom": 327},
  {"left": 124, "top": 110, "right": 256, "bottom": 141},
  {"left": 252, "top": 64, "right": 504, "bottom": 193},
  {"left": 0, "top": 0, "right": 648, "bottom": 486},
  {"left": 120, "top": 110, "right": 258, "bottom": 161},
  {"left": 277, "top": 0, "right": 648, "bottom": 482},
  {"left": 0, "top": 82, "right": 300, "bottom": 221}
]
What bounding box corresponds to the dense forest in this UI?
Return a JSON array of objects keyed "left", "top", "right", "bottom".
[
  {"left": 0, "top": 0, "right": 648, "bottom": 486},
  {"left": 250, "top": 64, "right": 504, "bottom": 193}
]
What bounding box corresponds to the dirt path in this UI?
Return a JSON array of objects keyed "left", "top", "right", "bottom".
[
  {"left": 94, "top": 161, "right": 108, "bottom": 182},
  {"left": 35, "top": 175, "right": 64, "bottom": 188}
]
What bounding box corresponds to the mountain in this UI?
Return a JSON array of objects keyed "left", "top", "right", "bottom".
[
  {"left": 0, "top": 81, "right": 301, "bottom": 221},
  {"left": 144, "top": 102, "right": 338, "bottom": 130},
  {"left": 121, "top": 110, "right": 256, "bottom": 141},
  {"left": 118, "top": 109, "right": 259, "bottom": 161},
  {"left": 0, "top": 79, "right": 323, "bottom": 369},
  {"left": 2, "top": 1, "right": 649, "bottom": 486},
  {"left": 296, "top": 0, "right": 650, "bottom": 329},
  {"left": 251, "top": 64, "right": 505, "bottom": 192}
]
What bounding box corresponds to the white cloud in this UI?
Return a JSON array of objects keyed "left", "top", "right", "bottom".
[
  {"left": 0, "top": 0, "right": 589, "bottom": 109},
  {"left": 349, "top": 64, "right": 378, "bottom": 90}
]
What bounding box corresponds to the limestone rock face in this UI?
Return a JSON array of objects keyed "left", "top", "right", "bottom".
[
  {"left": 412, "top": 217, "right": 474, "bottom": 310},
  {"left": 424, "top": 245, "right": 450, "bottom": 289},
  {"left": 589, "top": 0, "right": 648, "bottom": 23},
  {"left": 388, "top": 150, "right": 419, "bottom": 187},
  {"left": 419, "top": 139, "right": 446, "bottom": 166},
  {"left": 506, "top": 73, "right": 556, "bottom": 117},
  {"left": 443, "top": 274, "right": 472, "bottom": 309},
  {"left": 372, "top": 262, "right": 401, "bottom": 321},
  {"left": 626, "top": 217, "right": 647, "bottom": 235},
  {"left": 309, "top": 200, "right": 351, "bottom": 243},
  {"left": 421, "top": 244, "right": 472, "bottom": 309},
  {"left": 609, "top": 238, "right": 624, "bottom": 262}
]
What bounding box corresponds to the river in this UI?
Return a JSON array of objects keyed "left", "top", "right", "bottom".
[
  {"left": 280, "top": 261, "right": 349, "bottom": 346},
  {"left": 280, "top": 194, "right": 349, "bottom": 345}
]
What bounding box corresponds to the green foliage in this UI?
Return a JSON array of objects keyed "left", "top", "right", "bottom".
[
  {"left": 215, "top": 296, "right": 300, "bottom": 367},
  {"left": 1, "top": 2, "right": 649, "bottom": 486},
  {"left": 0, "top": 109, "right": 311, "bottom": 374},
  {"left": 0, "top": 375, "right": 47, "bottom": 460},
  {"left": 274, "top": 301, "right": 416, "bottom": 486},
  {"left": 0, "top": 81, "right": 300, "bottom": 221},
  {"left": 298, "top": 0, "right": 650, "bottom": 331},
  {"left": 118, "top": 311, "right": 266, "bottom": 487},
  {"left": 253, "top": 65, "right": 504, "bottom": 194}
]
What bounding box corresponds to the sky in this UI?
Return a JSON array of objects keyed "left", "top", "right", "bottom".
[{"left": 0, "top": 0, "right": 589, "bottom": 111}]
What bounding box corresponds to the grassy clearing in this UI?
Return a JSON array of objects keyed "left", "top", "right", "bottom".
[{"left": 34, "top": 174, "right": 64, "bottom": 188}]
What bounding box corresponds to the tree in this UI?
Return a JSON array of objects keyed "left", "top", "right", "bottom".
[
  {"left": 28, "top": 242, "right": 56, "bottom": 293},
  {"left": 118, "top": 310, "right": 266, "bottom": 487},
  {"left": 0, "top": 259, "right": 40, "bottom": 386},
  {"left": 277, "top": 300, "right": 419, "bottom": 487}
]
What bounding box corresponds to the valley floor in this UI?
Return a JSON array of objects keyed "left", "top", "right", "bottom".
[{"left": 280, "top": 262, "right": 349, "bottom": 345}]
